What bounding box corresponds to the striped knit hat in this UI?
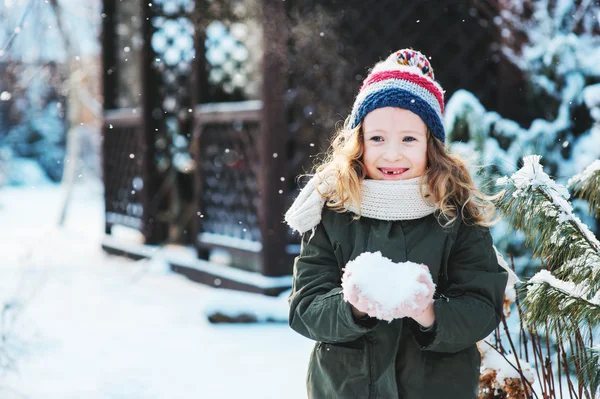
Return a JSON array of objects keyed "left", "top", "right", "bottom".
[{"left": 348, "top": 49, "right": 446, "bottom": 142}]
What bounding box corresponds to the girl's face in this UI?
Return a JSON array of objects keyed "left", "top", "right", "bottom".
[{"left": 362, "top": 107, "right": 428, "bottom": 180}]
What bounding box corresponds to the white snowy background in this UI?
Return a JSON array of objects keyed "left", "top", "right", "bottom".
[
  {"left": 0, "top": 178, "right": 313, "bottom": 399},
  {"left": 0, "top": 1, "right": 317, "bottom": 397},
  {"left": 1, "top": 0, "right": 599, "bottom": 397}
]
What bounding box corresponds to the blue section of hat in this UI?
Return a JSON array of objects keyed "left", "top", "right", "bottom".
[{"left": 350, "top": 88, "right": 445, "bottom": 143}]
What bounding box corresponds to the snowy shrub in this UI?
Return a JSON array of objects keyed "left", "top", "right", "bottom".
[{"left": 481, "top": 156, "right": 600, "bottom": 398}]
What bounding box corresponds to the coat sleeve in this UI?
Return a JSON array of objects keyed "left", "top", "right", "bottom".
[
  {"left": 288, "top": 220, "right": 378, "bottom": 343},
  {"left": 412, "top": 221, "right": 508, "bottom": 353}
]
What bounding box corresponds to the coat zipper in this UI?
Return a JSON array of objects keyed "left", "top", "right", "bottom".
[{"left": 366, "top": 335, "right": 376, "bottom": 399}]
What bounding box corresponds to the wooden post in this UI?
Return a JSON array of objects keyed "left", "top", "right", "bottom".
[
  {"left": 192, "top": 0, "right": 207, "bottom": 257},
  {"left": 101, "top": 0, "right": 117, "bottom": 235},
  {"left": 259, "top": 0, "right": 289, "bottom": 277},
  {"left": 140, "top": 1, "right": 167, "bottom": 244},
  {"left": 101, "top": 0, "right": 117, "bottom": 110}
]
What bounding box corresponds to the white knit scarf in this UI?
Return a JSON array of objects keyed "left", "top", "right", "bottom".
[
  {"left": 284, "top": 174, "right": 435, "bottom": 235},
  {"left": 284, "top": 174, "right": 521, "bottom": 286}
]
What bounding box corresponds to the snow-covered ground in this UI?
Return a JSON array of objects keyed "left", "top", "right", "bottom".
[{"left": 0, "top": 181, "right": 313, "bottom": 399}]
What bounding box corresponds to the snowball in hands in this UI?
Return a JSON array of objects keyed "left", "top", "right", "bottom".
[{"left": 341, "top": 251, "right": 435, "bottom": 322}]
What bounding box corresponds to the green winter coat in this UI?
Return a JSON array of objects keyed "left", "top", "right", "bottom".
[{"left": 288, "top": 207, "right": 508, "bottom": 399}]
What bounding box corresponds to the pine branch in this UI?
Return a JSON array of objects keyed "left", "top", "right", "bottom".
[
  {"left": 496, "top": 155, "right": 600, "bottom": 291},
  {"left": 568, "top": 160, "right": 600, "bottom": 219},
  {"left": 524, "top": 279, "right": 599, "bottom": 334},
  {"left": 581, "top": 345, "right": 600, "bottom": 396},
  {"left": 553, "top": 252, "right": 600, "bottom": 289},
  {"left": 497, "top": 184, "right": 600, "bottom": 263}
]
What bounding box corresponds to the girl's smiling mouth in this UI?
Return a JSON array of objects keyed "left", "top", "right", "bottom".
[{"left": 378, "top": 168, "right": 409, "bottom": 177}]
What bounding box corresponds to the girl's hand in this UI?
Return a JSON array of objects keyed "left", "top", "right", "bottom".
[
  {"left": 411, "top": 302, "right": 435, "bottom": 328},
  {"left": 346, "top": 280, "right": 371, "bottom": 318}
]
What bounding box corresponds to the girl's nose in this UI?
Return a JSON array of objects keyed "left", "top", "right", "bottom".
[{"left": 383, "top": 149, "right": 404, "bottom": 162}]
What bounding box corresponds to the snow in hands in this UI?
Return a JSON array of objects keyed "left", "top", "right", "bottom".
[{"left": 341, "top": 251, "right": 435, "bottom": 322}]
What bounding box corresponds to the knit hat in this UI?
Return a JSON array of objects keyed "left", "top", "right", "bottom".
[{"left": 348, "top": 49, "right": 446, "bottom": 143}]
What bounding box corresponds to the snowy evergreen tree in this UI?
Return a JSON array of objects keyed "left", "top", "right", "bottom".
[
  {"left": 446, "top": 0, "right": 600, "bottom": 281},
  {"left": 443, "top": 3, "right": 600, "bottom": 396},
  {"left": 495, "top": 155, "right": 600, "bottom": 396}
]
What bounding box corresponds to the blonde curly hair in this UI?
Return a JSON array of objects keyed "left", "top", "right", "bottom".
[{"left": 310, "top": 119, "right": 500, "bottom": 227}]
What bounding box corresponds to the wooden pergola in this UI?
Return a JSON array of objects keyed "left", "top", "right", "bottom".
[{"left": 100, "top": 0, "right": 520, "bottom": 295}]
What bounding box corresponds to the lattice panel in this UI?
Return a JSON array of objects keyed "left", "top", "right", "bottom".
[
  {"left": 201, "top": 0, "right": 262, "bottom": 103},
  {"left": 198, "top": 121, "right": 261, "bottom": 242},
  {"left": 103, "top": 123, "right": 146, "bottom": 231},
  {"left": 204, "top": 21, "right": 258, "bottom": 101},
  {"left": 150, "top": 0, "right": 195, "bottom": 143}
]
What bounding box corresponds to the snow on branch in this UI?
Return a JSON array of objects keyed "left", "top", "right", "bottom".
[
  {"left": 528, "top": 269, "right": 599, "bottom": 308},
  {"left": 496, "top": 155, "right": 600, "bottom": 263},
  {"left": 523, "top": 270, "right": 600, "bottom": 338},
  {"left": 570, "top": 159, "right": 600, "bottom": 185},
  {"left": 569, "top": 159, "right": 600, "bottom": 218}
]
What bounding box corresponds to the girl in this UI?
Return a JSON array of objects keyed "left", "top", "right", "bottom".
[{"left": 285, "top": 49, "right": 510, "bottom": 398}]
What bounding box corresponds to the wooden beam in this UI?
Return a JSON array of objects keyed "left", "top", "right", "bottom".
[
  {"left": 258, "top": 0, "right": 289, "bottom": 277},
  {"left": 104, "top": 108, "right": 142, "bottom": 126},
  {"left": 170, "top": 263, "right": 290, "bottom": 296},
  {"left": 195, "top": 101, "right": 262, "bottom": 124}
]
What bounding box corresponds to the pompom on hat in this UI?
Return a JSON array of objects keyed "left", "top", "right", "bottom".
[{"left": 348, "top": 49, "right": 446, "bottom": 143}]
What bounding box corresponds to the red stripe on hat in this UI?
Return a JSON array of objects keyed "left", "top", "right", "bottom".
[{"left": 360, "top": 70, "right": 444, "bottom": 114}]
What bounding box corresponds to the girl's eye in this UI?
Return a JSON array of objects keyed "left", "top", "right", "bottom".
[
  {"left": 403, "top": 136, "right": 416, "bottom": 142},
  {"left": 369, "top": 136, "right": 383, "bottom": 142}
]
